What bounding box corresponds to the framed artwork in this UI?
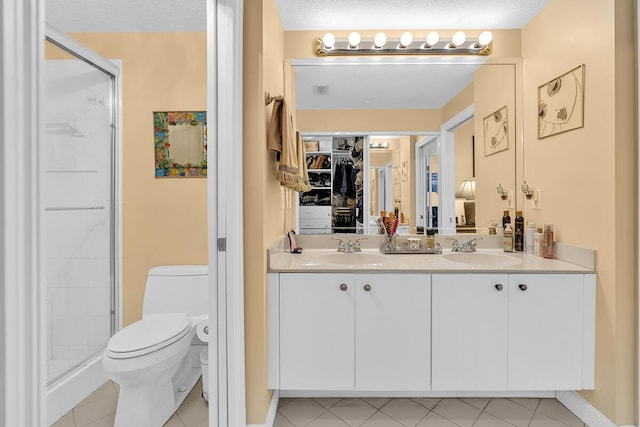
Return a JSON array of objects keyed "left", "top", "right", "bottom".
[
  {"left": 401, "top": 161, "right": 408, "bottom": 182},
  {"left": 393, "top": 166, "right": 400, "bottom": 184},
  {"left": 537, "top": 64, "right": 584, "bottom": 139},
  {"left": 154, "top": 111, "right": 207, "bottom": 177},
  {"left": 483, "top": 105, "right": 509, "bottom": 156}
]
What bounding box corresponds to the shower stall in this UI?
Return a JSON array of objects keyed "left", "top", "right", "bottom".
[{"left": 44, "top": 27, "right": 120, "bottom": 423}]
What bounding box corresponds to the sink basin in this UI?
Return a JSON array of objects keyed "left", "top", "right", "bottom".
[
  {"left": 315, "top": 252, "right": 387, "bottom": 266},
  {"left": 442, "top": 252, "right": 522, "bottom": 266}
]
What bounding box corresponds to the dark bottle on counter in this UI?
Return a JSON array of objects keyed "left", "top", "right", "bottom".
[
  {"left": 502, "top": 210, "right": 511, "bottom": 232},
  {"left": 514, "top": 210, "right": 524, "bottom": 251}
]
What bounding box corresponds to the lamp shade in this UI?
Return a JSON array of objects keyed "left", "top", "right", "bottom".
[{"left": 455, "top": 178, "right": 476, "bottom": 199}]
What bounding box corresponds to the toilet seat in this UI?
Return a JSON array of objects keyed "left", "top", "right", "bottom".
[{"left": 107, "top": 313, "right": 191, "bottom": 359}]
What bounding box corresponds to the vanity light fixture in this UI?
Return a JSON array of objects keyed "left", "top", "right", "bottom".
[
  {"left": 399, "top": 32, "right": 413, "bottom": 48},
  {"left": 425, "top": 31, "right": 440, "bottom": 48},
  {"left": 449, "top": 31, "right": 466, "bottom": 48},
  {"left": 315, "top": 30, "right": 492, "bottom": 56},
  {"left": 322, "top": 32, "right": 336, "bottom": 50},
  {"left": 348, "top": 31, "right": 361, "bottom": 48},
  {"left": 497, "top": 184, "right": 508, "bottom": 200},
  {"left": 521, "top": 181, "right": 535, "bottom": 199},
  {"left": 370, "top": 141, "right": 389, "bottom": 149},
  {"left": 373, "top": 32, "right": 388, "bottom": 48}
]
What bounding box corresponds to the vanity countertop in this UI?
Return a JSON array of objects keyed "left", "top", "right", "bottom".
[{"left": 268, "top": 235, "right": 595, "bottom": 274}]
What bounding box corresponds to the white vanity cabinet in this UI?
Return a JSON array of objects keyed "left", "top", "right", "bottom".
[
  {"left": 432, "top": 274, "right": 509, "bottom": 390},
  {"left": 275, "top": 273, "right": 430, "bottom": 390},
  {"left": 508, "top": 274, "right": 584, "bottom": 390},
  {"left": 432, "top": 273, "right": 593, "bottom": 391},
  {"left": 279, "top": 273, "right": 355, "bottom": 390},
  {"left": 355, "top": 274, "right": 430, "bottom": 390}
]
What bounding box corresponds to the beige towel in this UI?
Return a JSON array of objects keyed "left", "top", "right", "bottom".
[{"left": 267, "top": 99, "right": 310, "bottom": 192}]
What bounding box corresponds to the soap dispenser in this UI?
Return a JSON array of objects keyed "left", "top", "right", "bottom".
[{"left": 503, "top": 224, "right": 513, "bottom": 252}]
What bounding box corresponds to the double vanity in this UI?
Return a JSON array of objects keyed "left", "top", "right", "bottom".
[{"left": 267, "top": 235, "right": 595, "bottom": 396}]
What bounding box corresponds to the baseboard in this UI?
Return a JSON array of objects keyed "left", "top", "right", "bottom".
[
  {"left": 556, "top": 391, "right": 633, "bottom": 427},
  {"left": 279, "top": 390, "right": 556, "bottom": 398},
  {"left": 247, "top": 390, "right": 279, "bottom": 427}
]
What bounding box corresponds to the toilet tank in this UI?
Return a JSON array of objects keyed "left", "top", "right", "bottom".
[{"left": 142, "top": 265, "right": 208, "bottom": 317}]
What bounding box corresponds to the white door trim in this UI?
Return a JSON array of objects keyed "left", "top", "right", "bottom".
[
  {"left": 207, "top": 0, "right": 247, "bottom": 426},
  {"left": 440, "top": 105, "right": 474, "bottom": 235},
  {"left": 1, "top": 0, "right": 46, "bottom": 425},
  {"left": 414, "top": 133, "right": 440, "bottom": 232}
]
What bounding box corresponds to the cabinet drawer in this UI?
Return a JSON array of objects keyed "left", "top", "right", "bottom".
[{"left": 299, "top": 206, "right": 331, "bottom": 219}]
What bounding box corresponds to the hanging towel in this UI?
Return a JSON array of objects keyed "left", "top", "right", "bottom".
[{"left": 267, "top": 99, "right": 310, "bottom": 192}]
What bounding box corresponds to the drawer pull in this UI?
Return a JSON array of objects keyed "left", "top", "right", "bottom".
[
  {"left": 339, "top": 283, "right": 348, "bottom": 291},
  {"left": 363, "top": 284, "right": 372, "bottom": 292},
  {"left": 495, "top": 284, "right": 503, "bottom": 291},
  {"left": 519, "top": 284, "right": 528, "bottom": 291}
]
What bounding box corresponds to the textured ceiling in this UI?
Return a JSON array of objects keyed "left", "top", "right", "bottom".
[
  {"left": 275, "top": 0, "right": 552, "bottom": 31},
  {"left": 45, "top": 0, "right": 206, "bottom": 33}
]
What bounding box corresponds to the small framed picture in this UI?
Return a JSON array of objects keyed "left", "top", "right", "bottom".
[
  {"left": 538, "top": 64, "right": 585, "bottom": 139},
  {"left": 401, "top": 161, "right": 408, "bottom": 182},
  {"left": 483, "top": 105, "right": 509, "bottom": 156}
]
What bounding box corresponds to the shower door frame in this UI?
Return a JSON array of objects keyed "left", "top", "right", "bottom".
[{"left": 44, "top": 25, "right": 122, "bottom": 385}]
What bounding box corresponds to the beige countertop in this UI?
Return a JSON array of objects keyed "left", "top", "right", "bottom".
[{"left": 268, "top": 234, "right": 595, "bottom": 274}]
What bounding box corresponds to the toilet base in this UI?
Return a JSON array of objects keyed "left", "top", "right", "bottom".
[{"left": 112, "top": 346, "right": 203, "bottom": 427}]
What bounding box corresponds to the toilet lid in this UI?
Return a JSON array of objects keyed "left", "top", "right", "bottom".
[{"left": 106, "top": 313, "right": 191, "bottom": 359}]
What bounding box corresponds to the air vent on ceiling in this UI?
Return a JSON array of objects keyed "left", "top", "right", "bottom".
[{"left": 313, "top": 85, "right": 329, "bottom": 95}]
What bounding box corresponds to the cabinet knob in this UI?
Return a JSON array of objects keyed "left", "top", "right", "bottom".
[
  {"left": 339, "top": 283, "right": 348, "bottom": 291},
  {"left": 519, "top": 284, "right": 528, "bottom": 291},
  {"left": 495, "top": 284, "right": 503, "bottom": 291},
  {"left": 363, "top": 284, "right": 372, "bottom": 292}
]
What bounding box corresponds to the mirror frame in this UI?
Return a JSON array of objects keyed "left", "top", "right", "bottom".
[{"left": 154, "top": 111, "right": 208, "bottom": 177}]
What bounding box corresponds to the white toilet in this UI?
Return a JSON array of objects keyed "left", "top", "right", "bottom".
[{"left": 103, "top": 265, "right": 208, "bottom": 427}]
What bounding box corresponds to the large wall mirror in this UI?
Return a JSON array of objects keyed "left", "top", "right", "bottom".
[{"left": 293, "top": 58, "right": 519, "bottom": 236}]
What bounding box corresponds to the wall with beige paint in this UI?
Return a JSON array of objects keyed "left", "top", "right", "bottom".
[
  {"left": 297, "top": 109, "right": 442, "bottom": 133},
  {"left": 66, "top": 32, "right": 208, "bottom": 326},
  {"left": 522, "top": 0, "right": 636, "bottom": 424}
]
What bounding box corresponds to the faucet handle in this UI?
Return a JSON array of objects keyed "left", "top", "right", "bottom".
[
  {"left": 331, "top": 237, "right": 346, "bottom": 252},
  {"left": 353, "top": 237, "right": 367, "bottom": 252}
]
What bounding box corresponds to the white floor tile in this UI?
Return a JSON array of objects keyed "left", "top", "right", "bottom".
[
  {"left": 176, "top": 396, "right": 209, "bottom": 427},
  {"left": 380, "top": 398, "right": 430, "bottom": 426},
  {"left": 362, "top": 398, "right": 391, "bottom": 409},
  {"left": 329, "top": 399, "right": 377, "bottom": 426},
  {"left": 432, "top": 399, "right": 481, "bottom": 427},
  {"left": 484, "top": 398, "right": 534, "bottom": 427},
  {"left": 460, "top": 398, "right": 490, "bottom": 411},
  {"left": 82, "top": 413, "right": 115, "bottom": 427},
  {"left": 278, "top": 399, "right": 326, "bottom": 426},
  {"left": 164, "top": 413, "right": 186, "bottom": 427},
  {"left": 307, "top": 411, "right": 350, "bottom": 426},
  {"left": 72, "top": 394, "right": 117, "bottom": 427},
  {"left": 472, "top": 412, "right": 516, "bottom": 427},
  {"left": 411, "top": 398, "right": 441, "bottom": 410},
  {"left": 508, "top": 398, "right": 540, "bottom": 411},
  {"left": 51, "top": 411, "right": 75, "bottom": 427},
  {"left": 274, "top": 413, "right": 296, "bottom": 427},
  {"left": 360, "top": 411, "right": 404, "bottom": 427},
  {"left": 529, "top": 412, "right": 575, "bottom": 427},
  {"left": 416, "top": 411, "right": 460, "bottom": 427},
  {"left": 315, "top": 398, "right": 341, "bottom": 409},
  {"left": 536, "top": 399, "right": 584, "bottom": 427}
]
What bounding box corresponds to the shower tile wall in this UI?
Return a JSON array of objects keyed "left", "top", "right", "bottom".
[{"left": 45, "top": 59, "right": 113, "bottom": 383}]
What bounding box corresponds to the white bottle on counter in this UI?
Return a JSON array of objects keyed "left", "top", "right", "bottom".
[
  {"left": 525, "top": 222, "right": 536, "bottom": 253},
  {"left": 533, "top": 227, "right": 543, "bottom": 257}
]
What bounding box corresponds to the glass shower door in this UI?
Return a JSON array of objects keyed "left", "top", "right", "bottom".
[{"left": 44, "top": 39, "right": 116, "bottom": 385}]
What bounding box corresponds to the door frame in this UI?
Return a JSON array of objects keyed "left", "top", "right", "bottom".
[
  {"left": 0, "top": 0, "right": 46, "bottom": 425},
  {"left": 415, "top": 134, "right": 440, "bottom": 232}
]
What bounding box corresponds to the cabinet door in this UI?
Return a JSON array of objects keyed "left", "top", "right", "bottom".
[
  {"left": 508, "top": 274, "right": 583, "bottom": 390},
  {"left": 355, "top": 274, "right": 430, "bottom": 390},
  {"left": 279, "top": 273, "right": 355, "bottom": 390},
  {"left": 432, "top": 274, "right": 509, "bottom": 390}
]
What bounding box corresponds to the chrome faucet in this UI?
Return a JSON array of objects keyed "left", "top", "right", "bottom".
[
  {"left": 447, "top": 237, "right": 483, "bottom": 252},
  {"left": 332, "top": 237, "right": 367, "bottom": 253}
]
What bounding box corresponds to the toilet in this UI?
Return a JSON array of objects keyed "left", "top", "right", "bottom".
[{"left": 103, "top": 265, "right": 208, "bottom": 427}]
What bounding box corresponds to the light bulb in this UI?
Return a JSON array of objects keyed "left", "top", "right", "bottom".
[
  {"left": 399, "top": 32, "right": 413, "bottom": 48},
  {"left": 477, "top": 31, "right": 493, "bottom": 47},
  {"left": 322, "top": 32, "right": 335, "bottom": 49},
  {"left": 425, "top": 31, "right": 439, "bottom": 48},
  {"left": 451, "top": 31, "right": 466, "bottom": 48},
  {"left": 348, "top": 32, "right": 361, "bottom": 48},
  {"left": 373, "top": 32, "right": 387, "bottom": 48}
]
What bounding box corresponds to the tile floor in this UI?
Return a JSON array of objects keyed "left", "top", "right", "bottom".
[
  {"left": 52, "top": 383, "right": 587, "bottom": 427},
  {"left": 275, "top": 397, "right": 586, "bottom": 427},
  {"left": 50, "top": 378, "right": 208, "bottom": 427}
]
